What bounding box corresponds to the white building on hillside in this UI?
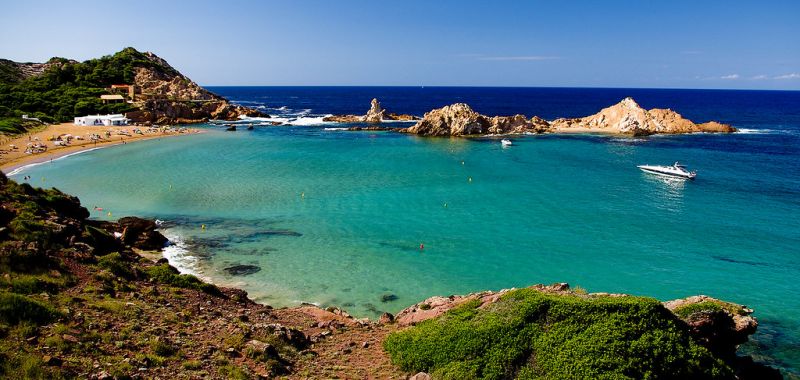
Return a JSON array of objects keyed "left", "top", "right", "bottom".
[{"left": 74, "top": 114, "right": 129, "bottom": 126}]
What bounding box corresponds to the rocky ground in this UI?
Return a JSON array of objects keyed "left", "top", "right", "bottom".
[{"left": 0, "top": 171, "right": 781, "bottom": 379}]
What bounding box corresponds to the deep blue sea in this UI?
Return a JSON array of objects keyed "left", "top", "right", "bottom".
[{"left": 9, "top": 87, "right": 800, "bottom": 375}]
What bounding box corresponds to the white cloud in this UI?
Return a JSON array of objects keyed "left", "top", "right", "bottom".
[
  {"left": 477, "top": 56, "right": 561, "bottom": 61},
  {"left": 720, "top": 74, "right": 740, "bottom": 80},
  {"left": 774, "top": 73, "right": 800, "bottom": 79},
  {"left": 751, "top": 75, "right": 768, "bottom": 80}
]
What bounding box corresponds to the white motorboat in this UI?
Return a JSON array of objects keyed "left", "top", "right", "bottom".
[
  {"left": 501, "top": 139, "right": 513, "bottom": 147},
  {"left": 637, "top": 162, "right": 696, "bottom": 179}
]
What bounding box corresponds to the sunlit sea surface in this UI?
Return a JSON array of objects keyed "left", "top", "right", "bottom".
[{"left": 9, "top": 87, "right": 799, "bottom": 374}]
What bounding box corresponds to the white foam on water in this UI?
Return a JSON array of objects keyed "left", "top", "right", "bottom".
[
  {"left": 288, "top": 115, "right": 332, "bottom": 126},
  {"left": 734, "top": 128, "right": 790, "bottom": 135},
  {"left": 159, "top": 230, "right": 206, "bottom": 279},
  {"left": 6, "top": 146, "right": 106, "bottom": 176},
  {"left": 324, "top": 127, "right": 349, "bottom": 131}
]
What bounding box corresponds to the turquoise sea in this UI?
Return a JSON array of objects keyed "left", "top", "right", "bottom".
[{"left": 7, "top": 87, "right": 800, "bottom": 375}]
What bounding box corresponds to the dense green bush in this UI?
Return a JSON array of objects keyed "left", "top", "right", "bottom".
[
  {"left": 384, "top": 289, "right": 734, "bottom": 379},
  {"left": 97, "top": 252, "right": 135, "bottom": 279},
  {"left": 145, "top": 264, "right": 221, "bottom": 296},
  {"left": 0, "top": 292, "right": 61, "bottom": 325}
]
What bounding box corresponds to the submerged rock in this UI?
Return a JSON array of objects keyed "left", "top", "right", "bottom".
[
  {"left": 380, "top": 293, "right": 399, "bottom": 303},
  {"left": 223, "top": 264, "right": 262, "bottom": 276}
]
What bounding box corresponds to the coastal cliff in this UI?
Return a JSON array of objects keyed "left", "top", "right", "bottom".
[
  {"left": 400, "top": 97, "right": 735, "bottom": 136},
  {"left": 0, "top": 48, "right": 266, "bottom": 131},
  {"left": 0, "top": 172, "right": 781, "bottom": 379},
  {"left": 123, "top": 50, "right": 264, "bottom": 125}
]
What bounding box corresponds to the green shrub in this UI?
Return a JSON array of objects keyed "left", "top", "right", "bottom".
[
  {"left": 150, "top": 338, "right": 177, "bottom": 357},
  {"left": 0, "top": 273, "right": 73, "bottom": 295},
  {"left": 145, "top": 264, "right": 222, "bottom": 296},
  {"left": 0, "top": 292, "right": 61, "bottom": 325},
  {"left": 384, "top": 289, "right": 734, "bottom": 380},
  {"left": 97, "top": 252, "right": 134, "bottom": 279}
]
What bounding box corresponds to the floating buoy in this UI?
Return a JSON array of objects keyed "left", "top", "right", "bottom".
[
  {"left": 201, "top": 224, "right": 206, "bottom": 230},
  {"left": 420, "top": 243, "right": 424, "bottom": 250},
  {"left": 169, "top": 184, "right": 173, "bottom": 190},
  {"left": 468, "top": 177, "right": 472, "bottom": 183},
  {"left": 443, "top": 203, "right": 447, "bottom": 208},
  {"left": 301, "top": 192, "right": 305, "bottom": 198},
  {"left": 107, "top": 212, "right": 112, "bottom": 217},
  {"left": 461, "top": 161, "right": 465, "bottom": 165}
]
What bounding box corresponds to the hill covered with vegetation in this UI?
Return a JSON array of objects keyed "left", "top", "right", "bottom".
[{"left": 0, "top": 48, "right": 262, "bottom": 135}]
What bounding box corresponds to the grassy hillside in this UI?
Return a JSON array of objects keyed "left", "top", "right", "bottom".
[{"left": 0, "top": 48, "right": 168, "bottom": 132}]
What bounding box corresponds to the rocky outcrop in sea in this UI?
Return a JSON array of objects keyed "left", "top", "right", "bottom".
[
  {"left": 322, "top": 98, "right": 418, "bottom": 123},
  {"left": 401, "top": 103, "right": 550, "bottom": 136},
  {"left": 550, "top": 97, "right": 736, "bottom": 135},
  {"left": 400, "top": 97, "right": 735, "bottom": 136}
]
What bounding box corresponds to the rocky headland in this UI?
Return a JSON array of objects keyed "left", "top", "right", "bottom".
[
  {"left": 0, "top": 171, "right": 781, "bottom": 379},
  {"left": 118, "top": 50, "right": 266, "bottom": 125},
  {"left": 0, "top": 48, "right": 267, "bottom": 128},
  {"left": 398, "top": 97, "right": 735, "bottom": 137}
]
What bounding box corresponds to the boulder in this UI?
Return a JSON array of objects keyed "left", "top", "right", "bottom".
[{"left": 118, "top": 217, "right": 168, "bottom": 250}]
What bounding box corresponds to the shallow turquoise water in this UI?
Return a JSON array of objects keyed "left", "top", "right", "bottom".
[{"left": 8, "top": 126, "right": 800, "bottom": 372}]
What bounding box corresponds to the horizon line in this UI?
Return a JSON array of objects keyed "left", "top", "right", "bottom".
[{"left": 201, "top": 84, "right": 800, "bottom": 92}]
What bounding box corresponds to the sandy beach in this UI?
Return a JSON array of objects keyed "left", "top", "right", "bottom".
[{"left": 0, "top": 123, "right": 201, "bottom": 173}]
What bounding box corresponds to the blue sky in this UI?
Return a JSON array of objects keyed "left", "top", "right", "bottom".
[{"left": 1, "top": 0, "right": 799, "bottom": 89}]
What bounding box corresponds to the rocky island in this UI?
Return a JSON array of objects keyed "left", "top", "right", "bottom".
[
  {"left": 399, "top": 97, "right": 735, "bottom": 137},
  {"left": 0, "top": 171, "right": 780, "bottom": 379}
]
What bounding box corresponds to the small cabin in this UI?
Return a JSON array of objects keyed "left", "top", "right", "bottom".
[{"left": 100, "top": 94, "right": 125, "bottom": 104}]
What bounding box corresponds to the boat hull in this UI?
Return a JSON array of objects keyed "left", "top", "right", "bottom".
[{"left": 637, "top": 165, "right": 696, "bottom": 179}]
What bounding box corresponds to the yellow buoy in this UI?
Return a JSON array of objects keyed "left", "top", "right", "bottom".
[
  {"left": 301, "top": 192, "right": 305, "bottom": 198},
  {"left": 107, "top": 212, "right": 112, "bottom": 217},
  {"left": 201, "top": 224, "right": 206, "bottom": 230}
]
